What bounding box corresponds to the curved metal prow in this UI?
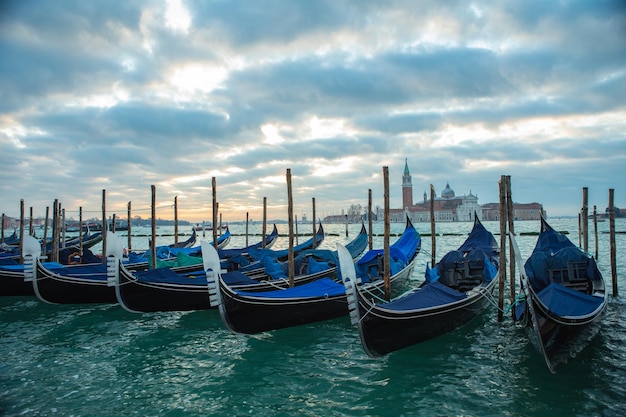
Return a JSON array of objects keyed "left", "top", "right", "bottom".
[
  {"left": 201, "top": 240, "right": 222, "bottom": 308},
  {"left": 337, "top": 243, "right": 360, "bottom": 326}
]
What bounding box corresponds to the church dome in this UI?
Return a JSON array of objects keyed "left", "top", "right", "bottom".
[{"left": 441, "top": 182, "right": 455, "bottom": 199}]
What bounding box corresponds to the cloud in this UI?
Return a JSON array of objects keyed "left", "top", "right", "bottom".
[{"left": 1, "top": 0, "right": 625, "bottom": 221}]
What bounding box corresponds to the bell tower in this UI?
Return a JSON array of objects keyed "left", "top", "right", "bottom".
[{"left": 402, "top": 158, "right": 413, "bottom": 209}]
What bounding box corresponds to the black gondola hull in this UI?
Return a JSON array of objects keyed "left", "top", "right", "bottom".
[
  {"left": 220, "top": 281, "right": 348, "bottom": 334},
  {"left": 358, "top": 283, "right": 496, "bottom": 357},
  {"left": 523, "top": 286, "right": 606, "bottom": 371},
  {"left": 33, "top": 262, "right": 116, "bottom": 304},
  {"left": 0, "top": 270, "right": 34, "bottom": 296},
  {"left": 116, "top": 267, "right": 210, "bottom": 312}
]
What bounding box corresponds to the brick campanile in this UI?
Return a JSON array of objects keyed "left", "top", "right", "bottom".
[{"left": 402, "top": 158, "right": 413, "bottom": 209}]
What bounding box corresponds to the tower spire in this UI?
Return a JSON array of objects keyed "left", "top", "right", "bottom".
[{"left": 402, "top": 158, "right": 413, "bottom": 209}]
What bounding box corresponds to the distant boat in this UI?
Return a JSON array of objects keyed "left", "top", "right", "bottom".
[
  {"left": 340, "top": 215, "right": 499, "bottom": 357},
  {"left": 511, "top": 217, "right": 607, "bottom": 373}
]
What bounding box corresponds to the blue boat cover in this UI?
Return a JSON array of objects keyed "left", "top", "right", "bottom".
[
  {"left": 536, "top": 282, "right": 605, "bottom": 317},
  {"left": 218, "top": 227, "right": 278, "bottom": 259},
  {"left": 381, "top": 281, "right": 467, "bottom": 311},
  {"left": 458, "top": 220, "right": 498, "bottom": 255},
  {"left": 525, "top": 246, "right": 600, "bottom": 292},
  {"left": 135, "top": 267, "right": 207, "bottom": 285},
  {"left": 134, "top": 267, "right": 258, "bottom": 287},
  {"left": 356, "top": 224, "right": 420, "bottom": 283},
  {"left": 47, "top": 263, "right": 108, "bottom": 280},
  {"left": 236, "top": 277, "right": 345, "bottom": 299},
  {"left": 0, "top": 262, "right": 64, "bottom": 271},
  {"left": 246, "top": 230, "right": 325, "bottom": 262}
]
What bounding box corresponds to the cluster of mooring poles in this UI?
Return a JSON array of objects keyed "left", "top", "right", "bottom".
[
  {"left": 1, "top": 176, "right": 620, "bottom": 303},
  {"left": 579, "top": 187, "right": 618, "bottom": 297},
  {"left": 488, "top": 180, "right": 620, "bottom": 323}
]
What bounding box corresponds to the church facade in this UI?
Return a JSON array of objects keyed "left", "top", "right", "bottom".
[
  {"left": 382, "top": 159, "right": 545, "bottom": 222},
  {"left": 384, "top": 159, "right": 482, "bottom": 223}
]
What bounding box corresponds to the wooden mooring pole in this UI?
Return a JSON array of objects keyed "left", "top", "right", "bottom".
[
  {"left": 312, "top": 197, "right": 317, "bottom": 248},
  {"left": 430, "top": 184, "right": 436, "bottom": 268},
  {"left": 79, "top": 207, "right": 83, "bottom": 259},
  {"left": 150, "top": 185, "right": 156, "bottom": 269},
  {"left": 262, "top": 197, "right": 267, "bottom": 249},
  {"left": 383, "top": 166, "right": 391, "bottom": 301},
  {"left": 29, "top": 207, "right": 33, "bottom": 237},
  {"left": 593, "top": 205, "right": 598, "bottom": 260},
  {"left": 506, "top": 176, "right": 515, "bottom": 319},
  {"left": 212, "top": 178, "right": 218, "bottom": 249},
  {"left": 42, "top": 206, "right": 49, "bottom": 258},
  {"left": 368, "top": 189, "right": 373, "bottom": 250},
  {"left": 101, "top": 191, "right": 107, "bottom": 264},
  {"left": 286, "top": 169, "right": 295, "bottom": 288},
  {"left": 582, "top": 187, "right": 589, "bottom": 253},
  {"left": 245, "top": 212, "right": 249, "bottom": 247},
  {"left": 19, "top": 199, "right": 24, "bottom": 263},
  {"left": 127, "top": 201, "right": 132, "bottom": 252},
  {"left": 174, "top": 196, "right": 178, "bottom": 246},
  {"left": 609, "top": 189, "right": 617, "bottom": 297},
  {"left": 497, "top": 176, "right": 507, "bottom": 322}
]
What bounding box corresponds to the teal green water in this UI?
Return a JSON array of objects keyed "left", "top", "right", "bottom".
[{"left": 2, "top": 220, "right": 625, "bottom": 416}]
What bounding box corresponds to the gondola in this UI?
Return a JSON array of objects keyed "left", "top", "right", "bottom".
[
  {"left": 228, "top": 223, "right": 325, "bottom": 273},
  {"left": 0, "top": 238, "right": 102, "bottom": 296},
  {"left": 168, "top": 229, "right": 197, "bottom": 249},
  {"left": 510, "top": 217, "right": 607, "bottom": 373},
  {"left": 205, "top": 218, "right": 421, "bottom": 335},
  {"left": 23, "top": 234, "right": 124, "bottom": 304},
  {"left": 340, "top": 215, "right": 499, "bottom": 357},
  {"left": 111, "top": 224, "right": 364, "bottom": 313}
]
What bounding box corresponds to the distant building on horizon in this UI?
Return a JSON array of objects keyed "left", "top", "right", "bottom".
[
  {"left": 384, "top": 159, "right": 545, "bottom": 222},
  {"left": 482, "top": 202, "right": 546, "bottom": 221}
]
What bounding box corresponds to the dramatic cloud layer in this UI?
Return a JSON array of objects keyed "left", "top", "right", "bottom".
[{"left": 1, "top": 0, "right": 625, "bottom": 222}]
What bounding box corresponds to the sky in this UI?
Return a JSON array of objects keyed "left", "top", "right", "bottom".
[{"left": 1, "top": 0, "right": 625, "bottom": 223}]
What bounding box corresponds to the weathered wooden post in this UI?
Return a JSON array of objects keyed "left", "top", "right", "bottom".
[
  {"left": 174, "top": 196, "right": 179, "bottom": 246},
  {"left": 593, "top": 205, "right": 598, "bottom": 259},
  {"left": 19, "top": 199, "right": 25, "bottom": 263},
  {"left": 57, "top": 201, "right": 63, "bottom": 262},
  {"left": 42, "top": 206, "right": 49, "bottom": 258},
  {"left": 430, "top": 184, "right": 436, "bottom": 268},
  {"left": 212, "top": 178, "right": 218, "bottom": 249},
  {"left": 79, "top": 207, "right": 83, "bottom": 259},
  {"left": 1, "top": 213, "right": 4, "bottom": 244},
  {"left": 127, "top": 201, "right": 132, "bottom": 252},
  {"left": 29, "top": 207, "right": 33, "bottom": 237},
  {"left": 295, "top": 215, "right": 300, "bottom": 246},
  {"left": 312, "top": 197, "right": 317, "bottom": 249},
  {"left": 582, "top": 187, "right": 589, "bottom": 253},
  {"left": 497, "top": 176, "right": 507, "bottom": 322},
  {"left": 609, "top": 189, "right": 617, "bottom": 297},
  {"left": 245, "top": 212, "right": 249, "bottom": 247},
  {"left": 578, "top": 212, "right": 582, "bottom": 247},
  {"left": 383, "top": 166, "right": 391, "bottom": 301},
  {"left": 286, "top": 169, "right": 295, "bottom": 288},
  {"left": 101, "top": 190, "right": 107, "bottom": 264},
  {"left": 345, "top": 214, "right": 349, "bottom": 237},
  {"left": 368, "top": 189, "right": 373, "bottom": 250},
  {"left": 506, "top": 176, "right": 515, "bottom": 318},
  {"left": 150, "top": 185, "right": 156, "bottom": 269},
  {"left": 111, "top": 213, "right": 116, "bottom": 233},
  {"left": 262, "top": 197, "right": 267, "bottom": 249}
]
